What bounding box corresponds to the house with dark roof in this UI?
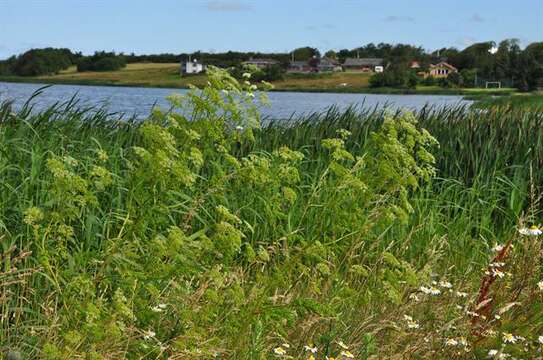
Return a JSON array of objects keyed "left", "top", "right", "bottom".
[
  {"left": 242, "top": 58, "right": 279, "bottom": 69},
  {"left": 343, "top": 58, "right": 384, "bottom": 73},
  {"left": 287, "top": 60, "right": 314, "bottom": 73},
  {"left": 317, "top": 57, "right": 342, "bottom": 72}
]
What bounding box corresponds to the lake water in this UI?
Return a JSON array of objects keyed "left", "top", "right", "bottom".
[{"left": 0, "top": 81, "right": 471, "bottom": 119}]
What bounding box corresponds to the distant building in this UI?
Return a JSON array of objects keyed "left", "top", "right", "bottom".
[
  {"left": 181, "top": 59, "right": 205, "bottom": 75},
  {"left": 242, "top": 58, "right": 279, "bottom": 69},
  {"left": 317, "top": 57, "right": 342, "bottom": 72},
  {"left": 287, "top": 60, "right": 314, "bottom": 73},
  {"left": 343, "top": 58, "right": 384, "bottom": 73},
  {"left": 429, "top": 62, "right": 457, "bottom": 78}
]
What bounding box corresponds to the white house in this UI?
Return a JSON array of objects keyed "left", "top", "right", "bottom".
[{"left": 181, "top": 59, "right": 205, "bottom": 75}]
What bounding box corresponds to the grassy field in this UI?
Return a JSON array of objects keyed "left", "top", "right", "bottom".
[{"left": 1, "top": 68, "right": 543, "bottom": 358}]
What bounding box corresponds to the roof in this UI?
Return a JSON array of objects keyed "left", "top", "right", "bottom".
[
  {"left": 289, "top": 61, "right": 310, "bottom": 67},
  {"left": 319, "top": 57, "right": 340, "bottom": 66},
  {"left": 430, "top": 62, "right": 458, "bottom": 71},
  {"left": 243, "top": 58, "right": 279, "bottom": 65},
  {"left": 343, "top": 58, "right": 383, "bottom": 67}
]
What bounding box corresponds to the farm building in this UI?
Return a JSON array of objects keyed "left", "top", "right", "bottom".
[
  {"left": 343, "top": 58, "right": 384, "bottom": 73},
  {"left": 317, "top": 57, "right": 343, "bottom": 72},
  {"left": 287, "top": 60, "right": 314, "bottom": 73}
]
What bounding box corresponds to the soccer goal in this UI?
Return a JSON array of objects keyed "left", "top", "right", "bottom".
[{"left": 485, "top": 81, "right": 502, "bottom": 89}]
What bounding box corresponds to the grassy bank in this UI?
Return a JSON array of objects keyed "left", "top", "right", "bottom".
[
  {"left": 470, "top": 92, "right": 543, "bottom": 109},
  {"left": 1, "top": 69, "right": 543, "bottom": 359},
  {"left": 0, "top": 62, "right": 521, "bottom": 96}
]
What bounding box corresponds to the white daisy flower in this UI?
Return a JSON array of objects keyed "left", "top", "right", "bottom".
[
  {"left": 538, "top": 335, "right": 543, "bottom": 344},
  {"left": 502, "top": 332, "right": 517, "bottom": 344},
  {"left": 439, "top": 280, "right": 453, "bottom": 289},
  {"left": 273, "top": 347, "right": 286, "bottom": 355},
  {"left": 519, "top": 225, "right": 542, "bottom": 236}
]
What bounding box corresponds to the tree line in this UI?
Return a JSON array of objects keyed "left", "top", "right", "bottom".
[{"left": 0, "top": 39, "right": 542, "bottom": 90}]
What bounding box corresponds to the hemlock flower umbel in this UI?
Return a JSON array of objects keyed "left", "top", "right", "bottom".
[{"left": 518, "top": 225, "right": 542, "bottom": 236}]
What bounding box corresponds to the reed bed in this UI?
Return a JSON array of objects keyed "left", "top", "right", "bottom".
[{"left": 1, "top": 70, "right": 543, "bottom": 359}]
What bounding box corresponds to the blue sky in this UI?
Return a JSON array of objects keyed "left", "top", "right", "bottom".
[{"left": 0, "top": 0, "right": 541, "bottom": 59}]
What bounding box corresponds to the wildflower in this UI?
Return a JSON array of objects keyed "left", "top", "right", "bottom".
[
  {"left": 151, "top": 303, "right": 167, "bottom": 312},
  {"left": 308, "top": 356, "right": 316, "bottom": 360},
  {"left": 518, "top": 225, "right": 542, "bottom": 236},
  {"left": 282, "top": 343, "right": 290, "bottom": 349},
  {"left": 340, "top": 350, "right": 354, "bottom": 358},
  {"left": 304, "top": 345, "right": 318, "bottom": 353},
  {"left": 143, "top": 329, "right": 156, "bottom": 340},
  {"left": 439, "top": 280, "right": 453, "bottom": 289},
  {"left": 235, "top": 125, "right": 244, "bottom": 131},
  {"left": 492, "top": 244, "right": 504, "bottom": 252},
  {"left": 404, "top": 315, "right": 420, "bottom": 329},
  {"left": 337, "top": 340, "right": 349, "bottom": 350},
  {"left": 419, "top": 286, "right": 441, "bottom": 295},
  {"left": 249, "top": 84, "right": 258, "bottom": 91},
  {"left": 273, "top": 347, "right": 287, "bottom": 356},
  {"left": 456, "top": 291, "right": 468, "bottom": 298},
  {"left": 538, "top": 335, "right": 543, "bottom": 344},
  {"left": 537, "top": 280, "right": 543, "bottom": 291},
  {"left": 408, "top": 293, "right": 420, "bottom": 302},
  {"left": 242, "top": 72, "right": 251, "bottom": 79},
  {"left": 491, "top": 269, "right": 505, "bottom": 278},
  {"left": 445, "top": 338, "right": 458, "bottom": 346},
  {"left": 502, "top": 333, "right": 517, "bottom": 344},
  {"left": 488, "top": 349, "right": 498, "bottom": 357}
]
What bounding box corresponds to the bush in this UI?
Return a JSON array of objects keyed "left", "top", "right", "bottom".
[
  {"left": 9, "top": 48, "right": 75, "bottom": 76},
  {"left": 229, "top": 63, "right": 284, "bottom": 82},
  {"left": 369, "top": 69, "right": 409, "bottom": 88},
  {"left": 77, "top": 51, "right": 126, "bottom": 72}
]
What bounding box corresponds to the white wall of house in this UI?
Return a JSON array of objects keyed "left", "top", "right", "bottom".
[
  {"left": 182, "top": 61, "right": 204, "bottom": 74},
  {"left": 374, "top": 66, "right": 384, "bottom": 73}
]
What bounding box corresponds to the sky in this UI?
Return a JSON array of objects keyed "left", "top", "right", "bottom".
[{"left": 0, "top": 0, "right": 541, "bottom": 59}]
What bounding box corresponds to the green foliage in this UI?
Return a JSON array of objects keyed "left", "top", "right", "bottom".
[
  {"left": 77, "top": 51, "right": 126, "bottom": 72},
  {"left": 1, "top": 69, "right": 543, "bottom": 358},
  {"left": 3, "top": 48, "right": 76, "bottom": 76}
]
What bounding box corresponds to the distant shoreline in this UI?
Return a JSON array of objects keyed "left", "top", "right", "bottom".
[{"left": 0, "top": 76, "right": 515, "bottom": 97}]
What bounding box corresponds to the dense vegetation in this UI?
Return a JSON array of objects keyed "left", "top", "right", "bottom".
[
  {"left": 1, "top": 68, "right": 543, "bottom": 359},
  {"left": 76, "top": 51, "right": 127, "bottom": 72},
  {"left": 0, "top": 48, "right": 78, "bottom": 76}
]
